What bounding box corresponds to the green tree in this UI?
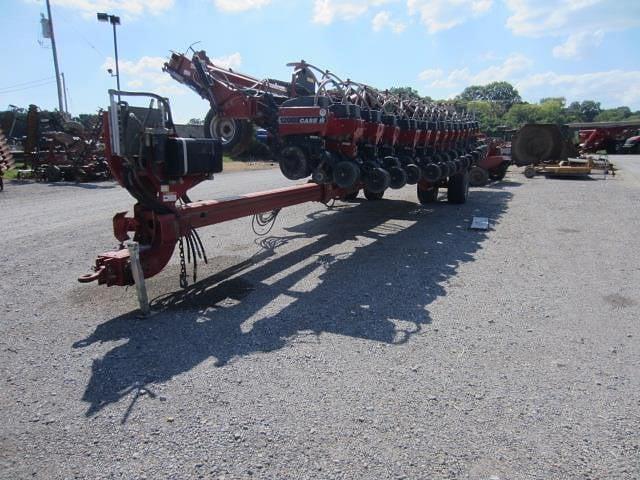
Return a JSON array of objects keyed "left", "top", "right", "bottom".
[
  {"left": 465, "top": 100, "right": 502, "bottom": 135},
  {"left": 579, "top": 100, "right": 601, "bottom": 122},
  {"left": 503, "top": 103, "right": 540, "bottom": 128},
  {"left": 188, "top": 118, "right": 204, "bottom": 125},
  {"left": 457, "top": 85, "right": 487, "bottom": 102},
  {"left": 595, "top": 107, "right": 632, "bottom": 122},
  {"left": 539, "top": 97, "right": 566, "bottom": 107},
  {"left": 388, "top": 86, "right": 422, "bottom": 100},
  {"left": 537, "top": 98, "right": 567, "bottom": 124},
  {"left": 457, "top": 81, "right": 522, "bottom": 113}
]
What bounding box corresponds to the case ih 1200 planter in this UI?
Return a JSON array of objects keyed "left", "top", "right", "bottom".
[{"left": 79, "top": 51, "right": 489, "bottom": 291}]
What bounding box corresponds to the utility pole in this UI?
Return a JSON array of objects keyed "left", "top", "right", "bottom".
[
  {"left": 45, "top": 0, "right": 64, "bottom": 113},
  {"left": 61, "top": 72, "right": 69, "bottom": 114}
]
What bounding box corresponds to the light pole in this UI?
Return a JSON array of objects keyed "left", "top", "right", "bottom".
[{"left": 97, "top": 13, "right": 121, "bottom": 95}]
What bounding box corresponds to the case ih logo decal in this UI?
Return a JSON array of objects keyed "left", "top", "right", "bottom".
[{"left": 279, "top": 117, "right": 327, "bottom": 125}]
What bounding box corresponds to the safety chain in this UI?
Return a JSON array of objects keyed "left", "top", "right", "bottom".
[{"left": 178, "top": 237, "right": 188, "bottom": 289}]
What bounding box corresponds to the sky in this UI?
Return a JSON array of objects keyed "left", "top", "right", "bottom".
[{"left": 1, "top": 0, "right": 639, "bottom": 123}]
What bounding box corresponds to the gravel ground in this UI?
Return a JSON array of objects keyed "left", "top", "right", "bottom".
[{"left": 1, "top": 157, "right": 639, "bottom": 479}]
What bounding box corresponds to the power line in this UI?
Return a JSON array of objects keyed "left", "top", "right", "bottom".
[
  {"left": 0, "top": 76, "right": 55, "bottom": 91},
  {"left": 0, "top": 79, "right": 57, "bottom": 95}
]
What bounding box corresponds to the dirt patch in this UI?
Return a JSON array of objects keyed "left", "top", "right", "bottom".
[{"left": 222, "top": 160, "right": 277, "bottom": 173}]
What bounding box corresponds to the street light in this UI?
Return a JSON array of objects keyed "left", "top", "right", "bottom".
[{"left": 97, "top": 12, "right": 121, "bottom": 96}]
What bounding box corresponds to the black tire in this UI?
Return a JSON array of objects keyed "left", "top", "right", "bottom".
[
  {"left": 405, "top": 164, "right": 421, "bottom": 185},
  {"left": 364, "top": 167, "right": 390, "bottom": 194},
  {"left": 45, "top": 165, "right": 62, "bottom": 182},
  {"left": 364, "top": 188, "right": 384, "bottom": 201},
  {"left": 421, "top": 163, "right": 441, "bottom": 183},
  {"left": 523, "top": 165, "right": 536, "bottom": 178},
  {"left": 447, "top": 169, "right": 470, "bottom": 204},
  {"left": 469, "top": 166, "right": 489, "bottom": 186},
  {"left": 204, "top": 109, "right": 253, "bottom": 156},
  {"left": 279, "top": 146, "right": 310, "bottom": 180},
  {"left": 417, "top": 185, "right": 439, "bottom": 204},
  {"left": 388, "top": 166, "right": 407, "bottom": 189},
  {"left": 333, "top": 161, "right": 360, "bottom": 189},
  {"left": 489, "top": 162, "right": 509, "bottom": 181}
]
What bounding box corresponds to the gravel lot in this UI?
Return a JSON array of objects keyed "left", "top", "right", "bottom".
[{"left": 1, "top": 157, "right": 639, "bottom": 479}]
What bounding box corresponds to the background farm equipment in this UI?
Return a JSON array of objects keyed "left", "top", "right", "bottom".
[
  {"left": 468, "top": 138, "right": 511, "bottom": 186},
  {"left": 0, "top": 128, "right": 15, "bottom": 191},
  {"left": 20, "top": 105, "right": 109, "bottom": 182},
  {"left": 569, "top": 120, "right": 640, "bottom": 154},
  {"left": 512, "top": 123, "right": 615, "bottom": 179}
]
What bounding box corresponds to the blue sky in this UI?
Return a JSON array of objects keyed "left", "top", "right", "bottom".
[{"left": 2, "top": 0, "right": 639, "bottom": 122}]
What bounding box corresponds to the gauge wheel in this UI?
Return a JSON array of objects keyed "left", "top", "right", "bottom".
[{"left": 204, "top": 110, "right": 253, "bottom": 156}]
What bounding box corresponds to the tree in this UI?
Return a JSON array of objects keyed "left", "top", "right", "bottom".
[
  {"left": 388, "top": 86, "right": 422, "bottom": 99},
  {"left": 537, "top": 98, "right": 567, "bottom": 124},
  {"left": 540, "top": 97, "right": 566, "bottom": 107},
  {"left": 465, "top": 100, "right": 502, "bottom": 135},
  {"left": 457, "top": 81, "right": 522, "bottom": 113},
  {"left": 503, "top": 103, "right": 540, "bottom": 128},
  {"left": 595, "top": 107, "right": 632, "bottom": 122},
  {"left": 458, "top": 82, "right": 521, "bottom": 105},
  {"left": 188, "top": 118, "right": 204, "bottom": 125},
  {"left": 457, "top": 85, "right": 487, "bottom": 102},
  {"left": 579, "top": 100, "right": 601, "bottom": 122}
]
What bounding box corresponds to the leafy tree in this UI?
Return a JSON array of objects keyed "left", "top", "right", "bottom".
[
  {"left": 537, "top": 98, "right": 567, "bottom": 124},
  {"left": 464, "top": 100, "right": 502, "bottom": 135},
  {"left": 503, "top": 103, "right": 540, "bottom": 128},
  {"left": 594, "top": 107, "right": 632, "bottom": 122},
  {"left": 188, "top": 118, "right": 204, "bottom": 125},
  {"left": 457, "top": 85, "right": 487, "bottom": 102},
  {"left": 388, "top": 86, "right": 422, "bottom": 100},
  {"left": 458, "top": 81, "right": 522, "bottom": 109},
  {"left": 579, "top": 100, "right": 601, "bottom": 122}
]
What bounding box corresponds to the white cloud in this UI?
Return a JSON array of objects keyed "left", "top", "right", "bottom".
[
  {"left": 372, "top": 10, "right": 406, "bottom": 32},
  {"left": 312, "top": 0, "right": 393, "bottom": 25},
  {"left": 213, "top": 0, "right": 271, "bottom": 12},
  {"left": 101, "top": 53, "right": 242, "bottom": 96},
  {"left": 419, "top": 54, "right": 532, "bottom": 89},
  {"left": 407, "top": 0, "right": 493, "bottom": 33},
  {"left": 504, "top": 0, "right": 640, "bottom": 58},
  {"left": 40, "top": 0, "right": 174, "bottom": 17},
  {"left": 418, "top": 54, "right": 640, "bottom": 108},
  {"left": 552, "top": 30, "right": 604, "bottom": 59},
  {"left": 209, "top": 53, "right": 243, "bottom": 70},
  {"left": 516, "top": 70, "right": 640, "bottom": 107}
]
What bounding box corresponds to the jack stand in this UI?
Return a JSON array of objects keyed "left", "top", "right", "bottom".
[{"left": 126, "top": 241, "right": 151, "bottom": 317}]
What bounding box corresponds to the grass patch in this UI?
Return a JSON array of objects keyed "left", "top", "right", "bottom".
[{"left": 2, "top": 162, "right": 27, "bottom": 180}]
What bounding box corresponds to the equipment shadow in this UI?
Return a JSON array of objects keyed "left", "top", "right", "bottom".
[{"left": 74, "top": 190, "right": 512, "bottom": 417}]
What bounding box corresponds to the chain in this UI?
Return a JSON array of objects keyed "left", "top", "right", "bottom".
[{"left": 178, "top": 237, "right": 188, "bottom": 289}]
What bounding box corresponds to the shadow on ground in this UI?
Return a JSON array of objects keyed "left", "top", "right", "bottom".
[{"left": 74, "top": 189, "right": 512, "bottom": 417}]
